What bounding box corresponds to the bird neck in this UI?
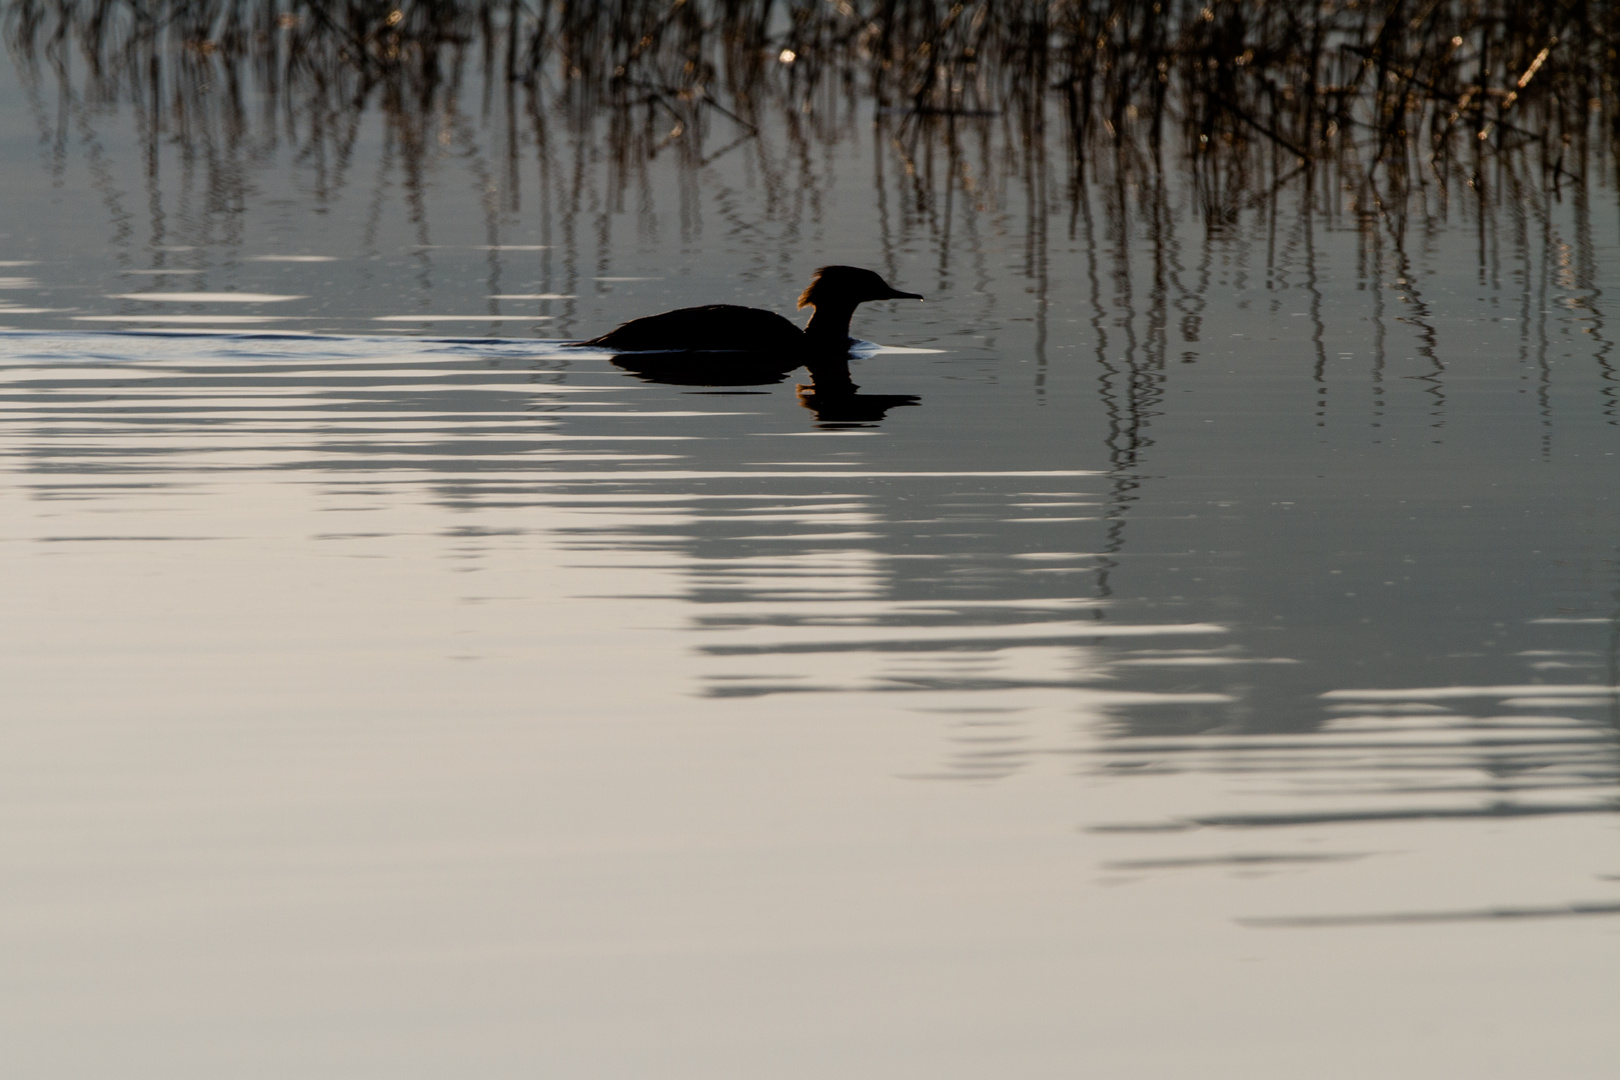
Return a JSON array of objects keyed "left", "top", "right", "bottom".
[{"left": 803, "top": 301, "right": 858, "bottom": 353}]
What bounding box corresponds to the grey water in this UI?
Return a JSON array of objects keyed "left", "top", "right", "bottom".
[{"left": 1, "top": 13, "right": 1618, "bottom": 1079}]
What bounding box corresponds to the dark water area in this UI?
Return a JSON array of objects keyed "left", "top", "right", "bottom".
[{"left": 1, "top": 4, "right": 1618, "bottom": 1077}]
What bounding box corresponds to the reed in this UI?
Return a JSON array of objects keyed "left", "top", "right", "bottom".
[{"left": 4, "top": 1, "right": 1614, "bottom": 213}]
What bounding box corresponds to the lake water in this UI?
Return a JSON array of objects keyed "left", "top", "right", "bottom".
[{"left": 2, "top": 14, "right": 1618, "bottom": 1078}]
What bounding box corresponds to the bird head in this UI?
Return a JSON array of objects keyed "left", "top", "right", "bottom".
[{"left": 797, "top": 266, "right": 923, "bottom": 310}]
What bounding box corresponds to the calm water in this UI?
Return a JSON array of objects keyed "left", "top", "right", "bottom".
[{"left": 2, "top": 20, "right": 1618, "bottom": 1079}]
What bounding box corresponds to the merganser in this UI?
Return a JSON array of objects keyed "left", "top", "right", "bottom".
[{"left": 580, "top": 265, "right": 921, "bottom": 357}]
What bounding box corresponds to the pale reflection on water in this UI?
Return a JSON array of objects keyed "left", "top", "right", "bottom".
[{"left": 1, "top": 331, "right": 1615, "bottom": 1077}]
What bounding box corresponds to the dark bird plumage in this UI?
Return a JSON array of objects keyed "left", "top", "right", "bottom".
[
  {"left": 579, "top": 266, "right": 921, "bottom": 358},
  {"left": 580, "top": 304, "right": 805, "bottom": 353}
]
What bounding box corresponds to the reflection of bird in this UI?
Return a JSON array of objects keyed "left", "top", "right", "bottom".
[
  {"left": 580, "top": 266, "right": 921, "bottom": 356},
  {"left": 796, "top": 385, "right": 920, "bottom": 425}
]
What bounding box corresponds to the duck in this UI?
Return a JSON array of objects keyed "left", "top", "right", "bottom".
[{"left": 579, "top": 265, "right": 922, "bottom": 358}]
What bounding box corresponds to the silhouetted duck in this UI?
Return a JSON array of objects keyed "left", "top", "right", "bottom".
[{"left": 580, "top": 266, "right": 922, "bottom": 358}]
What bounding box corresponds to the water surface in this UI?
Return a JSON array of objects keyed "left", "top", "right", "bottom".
[{"left": 2, "top": 4, "right": 1618, "bottom": 1076}]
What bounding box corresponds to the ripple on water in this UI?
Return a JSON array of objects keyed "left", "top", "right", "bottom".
[{"left": 1, "top": 330, "right": 1617, "bottom": 1074}]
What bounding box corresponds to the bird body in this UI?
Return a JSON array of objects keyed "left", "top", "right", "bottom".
[
  {"left": 583, "top": 304, "right": 807, "bottom": 354},
  {"left": 580, "top": 266, "right": 920, "bottom": 359}
]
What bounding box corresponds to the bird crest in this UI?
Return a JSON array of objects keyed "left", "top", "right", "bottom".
[{"left": 797, "top": 266, "right": 834, "bottom": 310}]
